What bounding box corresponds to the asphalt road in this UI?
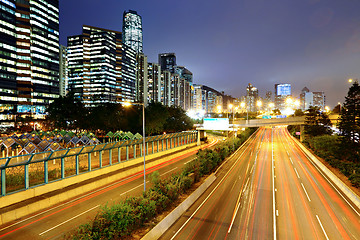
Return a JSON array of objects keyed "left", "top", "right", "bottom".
[
  {"left": 160, "top": 127, "right": 360, "bottom": 240},
  {"left": 0, "top": 139, "right": 218, "bottom": 239}
]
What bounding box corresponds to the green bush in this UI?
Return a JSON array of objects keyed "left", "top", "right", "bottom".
[{"left": 71, "top": 128, "right": 257, "bottom": 239}]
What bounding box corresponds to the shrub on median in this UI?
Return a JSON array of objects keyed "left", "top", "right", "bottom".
[{"left": 71, "top": 128, "right": 257, "bottom": 239}]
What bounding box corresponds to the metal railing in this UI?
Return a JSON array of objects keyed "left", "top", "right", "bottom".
[{"left": 0, "top": 131, "right": 197, "bottom": 196}]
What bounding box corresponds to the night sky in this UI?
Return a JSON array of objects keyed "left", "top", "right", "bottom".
[{"left": 60, "top": 0, "right": 360, "bottom": 107}]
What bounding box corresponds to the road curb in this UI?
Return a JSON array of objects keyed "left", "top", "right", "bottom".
[
  {"left": 292, "top": 136, "right": 360, "bottom": 210},
  {"left": 141, "top": 173, "right": 217, "bottom": 240}
]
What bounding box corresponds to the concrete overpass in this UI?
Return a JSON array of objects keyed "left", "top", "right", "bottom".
[{"left": 196, "top": 115, "right": 340, "bottom": 130}]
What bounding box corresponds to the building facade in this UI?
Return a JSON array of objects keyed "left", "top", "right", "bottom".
[
  {"left": 246, "top": 83, "right": 259, "bottom": 112},
  {"left": 0, "top": 0, "right": 60, "bottom": 127},
  {"left": 159, "top": 53, "right": 176, "bottom": 73},
  {"left": 300, "top": 87, "right": 326, "bottom": 111},
  {"left": 122, "top": 10, "right": 143, "bottom": 53},
  {"left": 67, "top": 25, "right": 137, "bottom": 107},
  {"left": 59, "top": 45, "right": 67, "bottom": 97},
  {"left": 274, "top": 83, "right": 291, "bottom": 111}
]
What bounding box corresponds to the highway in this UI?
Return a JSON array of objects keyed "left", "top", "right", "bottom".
[
  {"left": 0, "top": 139, "right": 218, "bottom": 239},
  {"left": 161, "top": 127, "right": 360, "bottom": 240}
]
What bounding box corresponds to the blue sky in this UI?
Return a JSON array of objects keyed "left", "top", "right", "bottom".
[{"left": 60, "top": 0, "right": 360, "bottom": 107}]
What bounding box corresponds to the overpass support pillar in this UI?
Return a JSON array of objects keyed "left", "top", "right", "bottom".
[
  {"left": 300, "top": 125, "right": 304, "bottom": 142},
  {"left": 197, "top": 130, "right": 205, "bottom": 146}
]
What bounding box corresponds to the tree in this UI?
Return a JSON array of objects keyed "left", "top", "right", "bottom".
[
  {"left": 294, "top": 109, "right": 304, "bottom": 116},
  {"left": 164, "top": 106, "right": 193, "bottom": 133},
  {"left": 338, "top": 81, "right": 360, "bottom": 161},
  {"left": 304, "top": 106, "right": 332, "bottom": 136},
  {"left": 145, "top": 102, "right": 169, "bottom": 135},
  {"left": 46, "top": 92, "right": 87, "bottom": 130}
]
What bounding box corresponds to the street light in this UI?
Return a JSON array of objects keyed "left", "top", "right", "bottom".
[
  {"left": 240, "top": 102, "right": 248, "bottom": 123},
  {"left": 124, "top": 101, "right": 146, "bottom": 192}
]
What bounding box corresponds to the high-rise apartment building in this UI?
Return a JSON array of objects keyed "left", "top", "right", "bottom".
[
  {"left": 246, "top": 83, "right": 259, "bottom": 112},
  {"left": 122, "top": 10, "right": 143, "bottom": 53},
  {"left": 159, "top": 53, "right": 176, "bottom": 73},
  {"left": 0, "top": 0, "right": 60, "bottom": 127},
  {"left": 300, "top": 87, "right": 325, "bottom": 111},
  {"left": 274, "top": 83, "right": 291, "bottom": 111},
  {"left": 192, "top": 84, "right": 223, "bottom": 114},
  {"left": 59, "top": 45, "right": 68, "bottom": 97},
  {"left": 147, "top": 63, "right": 161, "bottom": 103},
  {"left": 67, "top": 25, "right": 137, "bottom": 107},
  {"left": 136, "top": 53, "right": 148, "bottom": 104}
]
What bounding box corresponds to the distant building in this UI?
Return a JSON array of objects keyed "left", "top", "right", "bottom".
[
  {"left": 300, "top": 87, "right": 325, "bottom": 111},
  {"left": 0, "top": 0, "right": 60, "bottom": 127},
  {"left": 274, "top": 83, "right": 291, "bottom": 111},
  {"left": 159, "top": 53, "right": 176, "bottom": 73},
  {"left": 122, "top": 10, "right": 143, "bottom": 53},
  {"left": 136, "top": 53, "right": 148, "bottom": 104},
  {"left": 192, "top": 85, "right": 223, "bottom": 114},
  {"left": 147, "top": 63, "right": 161, "bottom": 104},
  {"left": 59, "top": 45, "right": 68, "bottom": 97},
  {"left": 246, "top": 83, "right": 259, "bottom": 112}
]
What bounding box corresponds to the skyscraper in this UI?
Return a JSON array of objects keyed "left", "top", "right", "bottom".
[
  {"left": 67, "top": 25, "right": 137, "bottom": 107},
  {"left": 122, "top": 10, "right": 143, "bottom": 53},
  {"left": 0, "top": 0, "right": 59, "bottom": 127},
  {"left": 159, "top": 53, "right": 176, "bottom": 73},
  {"left": 59, "top": 45, "right": 68, "bottom": 97},
  {"left": 246, "top": 83, "right": 259, "bottom": 112},
  {"left": 274, "top": 83, "right": 291, "bottom": 111}
]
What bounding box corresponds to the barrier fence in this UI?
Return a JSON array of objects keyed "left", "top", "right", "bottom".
[{"left": 0, "top": 131, "right": 197, "bottom": 196}]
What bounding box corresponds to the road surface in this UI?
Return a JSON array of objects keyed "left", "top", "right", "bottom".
[
  {"left": 0, "top": 139, "right": 218, "bottom": 239},
  {"left": 160, "top": 126, "right": 360, "bottom": 239}
]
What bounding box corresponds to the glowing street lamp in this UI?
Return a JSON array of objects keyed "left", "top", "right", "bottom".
[
  {"left": 216, "top": 105, "right": 222, "bottom": 113},
  {"left": 124, "top": 101, "right": 146, "bottom": 192}
]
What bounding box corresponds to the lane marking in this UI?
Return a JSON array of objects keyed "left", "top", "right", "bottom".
[
  {"left": 301, "top": 183, "right": 311, "bottom": 202},
  {"left": 184, "top": 158, "right": 196, "bottom": 165},
  {"left": 170, "top": 130, "right": 259, "bottom": 240},
  {"left": 276, "top": 210, "right": 279, "bottom": 216},
  {"left": 290, "top": 157, "right": 293, "bottom": 164},
  {"left": 294, "top": 168, "right": 300, "bottom": 179},
  {"left": 160, "top": 167, "right": 178, "bottom": 176},
  {"left": 39, "top": 205, "right": 99, "bottom": 236},
  {"left": 291, "top": 136, "right": 360, "bottom": 217},
  {"left": 316, "top": 215, "right": 330, "bottom": 240},
  {"left": 272, "top": 127, "right": 277, "bottom": 240}
]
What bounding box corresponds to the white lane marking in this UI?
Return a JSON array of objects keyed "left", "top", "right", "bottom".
[
  {"left": 170, "top": 130, "right": 258, "bottom": 240},
  {"left": 292, "top": 137, "right": 360, "bottom": 217},
  {"left": 0, "top": 167, "right": 149, "bottom": 233},
  {"left": 290, "top": 157, "right": 293, "bottom": 164},
  {"left": 316, "top": 215, "right": 329, "bottom": 240},
  {"left": 160, "top": 167, "right": 178, "bottom": 176},
  {"left": 184, "top": 158, "right": 195, "bottom": 165},
  {"left": 301, "top": 183, "right": 311, "bottom": 202},
  {"left": 310, "top": 160, "right": 360, "bottom": 217},
  {"left": 250, "top": 165, "right": 254, "bottom": 174},
  {"left": 294, "top": 168, "right": 300, "bottom": 179},
  {"left": 276, "top": 210, "right": 279, "bottom": 216},
  {"left": 272, "top": 127, "right": 277, "bottom": 240},
  {"left": 39, "top": 205, "right": 100, "bottom": 236},
  {"left": 228, "top": 179, "right": 245, "bottom": 233}
]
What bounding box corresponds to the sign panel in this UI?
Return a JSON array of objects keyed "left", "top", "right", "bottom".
[
  {"left": 296, "top": 132, "right": 301, "bottom": 135},
  {"left": 203, "top": 118, "right": 229, "bottom": 130}
]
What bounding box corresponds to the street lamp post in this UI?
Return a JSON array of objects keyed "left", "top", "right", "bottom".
[{"left": 125, "top": 102, "right": 146, "bottom": 192}]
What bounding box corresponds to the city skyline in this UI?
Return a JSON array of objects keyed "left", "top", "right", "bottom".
[{"left": 60, "top": 0, "right": 360, "bottom": 107}]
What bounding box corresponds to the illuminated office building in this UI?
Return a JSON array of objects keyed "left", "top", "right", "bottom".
[
  {"left": 246, "top": 83, "right": 259, "bottom": 112},
  {"left": 122, "top": 10, "right": 143, "bottom": 53},
  {"left": 0, "top": 0, "right": 59, "bottom": 127},
  {"left": 300, "top": 87, "right": 326, "bottom": 111},
  {"left": 274, "top": 83, "right": 291, "bottom": 111},
  {"left": 67, "top": 25, "right": 137, "bottom": 107}
]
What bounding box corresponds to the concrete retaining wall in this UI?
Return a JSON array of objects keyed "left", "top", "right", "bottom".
[
  {"left": 0, "top": 143, "right": 198, "bottom": 225},
  {"left": 293, "top": 137, "right": 360, "bottom": 209},
  {"left": 141, "top": 174, "right": 216, "bottom": 240}
]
